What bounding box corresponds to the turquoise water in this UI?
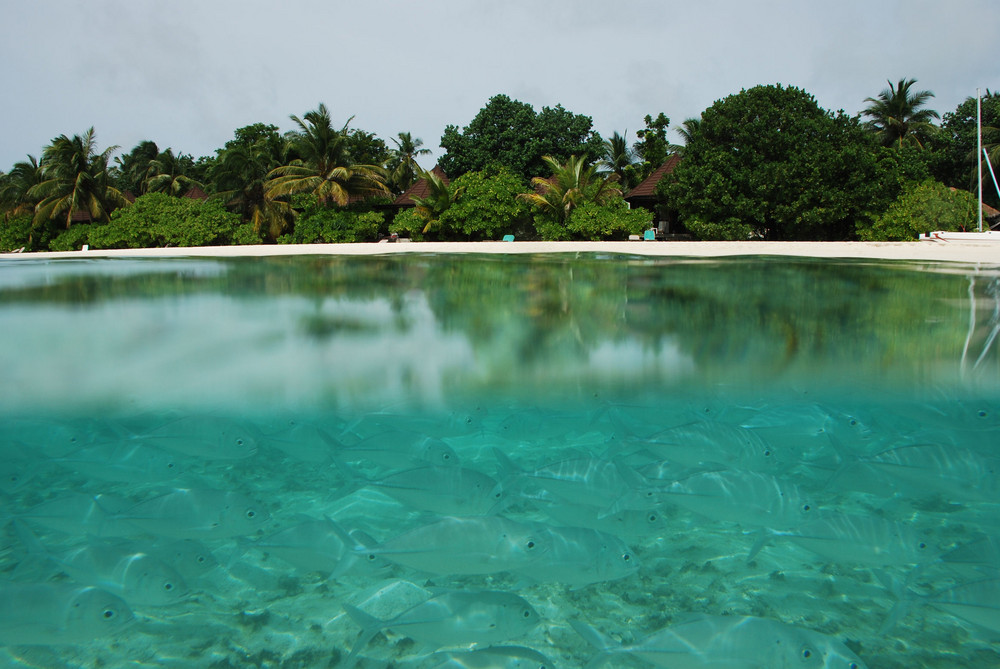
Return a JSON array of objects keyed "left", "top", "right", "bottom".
[{"left": 0, "top": 253, "right": 997, "bottom": 668}]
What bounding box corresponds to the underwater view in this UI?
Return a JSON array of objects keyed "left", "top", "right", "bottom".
[{"left": 0, "top": 252, "right": 998, "bottom": 669}]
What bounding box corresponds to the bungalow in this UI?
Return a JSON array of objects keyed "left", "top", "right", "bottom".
[
  {"left": 392, "top": 165, "right": 450, "bottom": 209},
  {"left": 624, "top": 155, "right": 685, "bottom": 238}
]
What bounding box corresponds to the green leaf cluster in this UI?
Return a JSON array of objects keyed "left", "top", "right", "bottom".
[
  {"left": 858, "top": 179, "right": 979, "bottom": 240},
  {"left": 439, "top": 94, "right": 603, "bottom": 181},
  {"left": 87, "top": 193, "right": 244, "bottom": 249},
  {"left": 0, "top": 214, "right": 35, "bottom": 252},
  {"left": 283, "top": 202, "right": 383, "bottom": 244},
  {"left": 437, "top": 167, "right": 533, "bottom": 240}
]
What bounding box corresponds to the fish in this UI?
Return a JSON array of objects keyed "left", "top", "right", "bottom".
[
  {"left": 512, "top": 523, "right": 638, "bottom": 588},
  {"left": 419, "top": 645, "right": 554, "bottom": 668},
  {"left": 47, "top": 441, "right": 188, "bottom": 484},
  {"left": 926, "top": 578, "right": 1000, "bottom": 634},
  {"left": 240, "top": 517, "right": 386, "bottom": 576},
  {"left": 657, "top": 469, "right": 816, "bottom": 530},
  {"left": 337, "top": 429, "right": 460, "bottom": 468},
  {"left": 125, "top": 414, "right": 258, "bottom": 460},
  {"left": 15, "top": 521, "right": 190, "bottom": 607},
  {"left": 12, "top": 493, "right": 133, "bottom": 537},
  {"left": 571, "top": 614, "right": 868, "bottom": 669},
  {"left": 0, "top": 582, "right": 135, "bottom": 646},
  {"left": 110, "top": 487, "right": 270, "bottom": 539},
  {"left": 346, "top": 516, "right": 547, "bottom": 576},
  {"left": 751, "top": 512, "right": 940, "bottom": 567},
  {"left": 347, "top": 463, "right": 505, "bottom": 516},
  {"left": 535, "top": 498, "right": 669, "bottom": 540},
  {"left": 343, "top": 589, "right": 540, "bottom": 667}
]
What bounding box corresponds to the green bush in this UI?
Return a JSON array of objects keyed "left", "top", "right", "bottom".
[
  {"left": 388, "top": 207, "right": 427, "bottom": 241},
  {"left": 858, "top": 179, "right": 978, "bottom": 241},
  {"left": 535, "top": 198, "right": 653, "bottom": 241},
  {"left": 289, "top": 208, "right": 383, "bottom": 243},
  {"left": 88, "top": 193, "right": 243, "bottom": 249},
  {"left": 438, "top": 167, "right": 534, "bottom": 240},
  {"left": 683, "top": 217, "right": 757, "bottom": 241},
  {"left": 48, "top": 225, "right": 91, "bottom": 252},
  {"left": 0, "top": 214, "right": 34, "bottom": 252}
]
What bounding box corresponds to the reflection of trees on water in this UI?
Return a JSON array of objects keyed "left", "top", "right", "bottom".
[{"left": 2, "top": 254, "right": 991, "bottom": 386}]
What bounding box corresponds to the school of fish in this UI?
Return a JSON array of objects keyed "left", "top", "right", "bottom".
[{"left": 0, "top": 393, "right": 998, "bottom": 668}]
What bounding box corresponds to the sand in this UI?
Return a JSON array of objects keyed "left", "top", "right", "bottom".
[{"left": 2, "top": 240, "right": 999, "bottom": 264}]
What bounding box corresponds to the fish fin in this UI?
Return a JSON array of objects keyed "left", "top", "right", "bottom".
[
  {"left": 341, "top": 603, "right": 385, "bottom": 669},
  {"left": 326, "top": 453, "right": 365, "bottom": 501},
  {"left": 747, "top": 528, "right": 776, "bottom": 562},
  {"left": 569, "top": 620, "right": 616, "bottom": 669}
]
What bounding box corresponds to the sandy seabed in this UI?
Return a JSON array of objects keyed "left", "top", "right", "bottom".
[{"left": 3, "top": 240, "right": 1000, "bottom": 264}]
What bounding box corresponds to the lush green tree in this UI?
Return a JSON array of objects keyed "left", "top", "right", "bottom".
[
  {"left": 439, "top": 94, "right": 603, "bottom": 181},
  {"left": 0, "top": 155, "right": 44, "bottom": 219},
  {"left": 113, "top": 140, "right": 160, "bottom": 194},
  {"left": 599, "top": 131, "right": 642, "bottom": 190},
  {"left": 0, "top": 213, "right": 34, "bottom": 252},
  {"left": 633, "top": 113, "right": 671, "bottom": 176},
  {"left": 266, "top": 103, "right": 388, "bottom": 207},
  {"left": 933, "top": 91, "right": 1000, "bottom": 209},
  {"left": 210, "top": 125, "right": 292, "bottom": 241},
  {"left": 28, "top": 128, "right": 126, "bottom": 232},
  {"left": 858, "top": 179, "right": 978, "bottom": 240},
  {"left": 520, "top": 155, "right": 621, "bottom": 228},
  {"left": 661, "top": 85, "right": 911, "bottom": 241},
  {"left": 87, "top": 192, "right": 248, "bottom": 249},
  {"left": 862, "top": 78, "right": 940, "bottom": 148},
  {"left": 437, "top": 166, "right": 534, "bottom": 240},
  {"left": 386, "top": 132, "right": 431, "bottom": 194}
]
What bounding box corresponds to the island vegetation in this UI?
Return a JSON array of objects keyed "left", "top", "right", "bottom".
[{"left": 1, "top": 81, "right": 997, "bottom": 252}]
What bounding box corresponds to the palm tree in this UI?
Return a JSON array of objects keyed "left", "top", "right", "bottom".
[
  {"left": 673, "top": 117, "right": 702, "bottom": 154},
  {"left": 599, "top": 131, "right": 640, "bottom": 189},
  {"left": 519, "top": 155, "right": 621, "bottom": 224},
  {"left": 387, "top": 132, "right": 431, "bottom": 194},
  {"left": 28, "top": 128, "right": 126, "bottom": 228},
  {"left": 114, "top": 140, "right": 160, "bottom": 194},
  {"left": 410, "top": 168, "right": 462, "bottom": 235},
  {"left": 0, "top": 155, "right": 45, "bottom": 219},
  {"left": 144, "top": 148, "right": 202, "bottom": 196},
  {"left": 211, "top": 142, "right": 293, "bottom": 240},
  {"left": 862, "top": 78, "right": 940, "bottom": 148},
  {"left": 266, "top": 103, "right": 388, "bottom": 206}
]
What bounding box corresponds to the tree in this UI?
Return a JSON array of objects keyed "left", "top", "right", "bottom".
[
  {"left": 633, "top": 113, "right": 671, "bottom": 175},
  {"left": 144, "top": 148, "right": 202, "bottom": 196},
  {"left": 87, "top": 192, "right": 248, "bottom": 249},
  {"left": 28, "top": 128, "right": 126, "bottom": 230},
  {"left": 862, "top": 78, "right": 940, "bottom": 148},
  {"left": 437, "top": 166, "right": 533, "bottom": 240},
  {"left": 662, "top": 84, "right": 910, "bottom": 241},
  {"left": 673, "top": 117, "right": 702, "bottom": 155},
  {"left": 439, "top": 94, "right": 603, "bottom": 181},
  {"left": 858, "top": 179, "right": 978, "bottom": 240},
  {"left": 386, "top": 132, "right": 431, "bottom": 194},
  {"left": 266, "top": 103, "right": 388, "bottom": 207},
  {"left": 0, "top": 155, "right": 44, "bottom": 220},
  {"left": 113, "top": 140, "right": 160, "bottom": 194},
  {"left": 519, "top": 154, "right": 622, "bottom": 230},
  {"left": 409, "top": 168, "right": 463, "bottom": 236},
  {"left": 599, "top": 131, "right": 641, "bottom": 190},
  {"left": 210, "top": 129, "right": 292, "bottom": 241}
]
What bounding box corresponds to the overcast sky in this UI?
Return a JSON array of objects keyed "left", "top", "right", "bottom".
[{"left": 2, "top": 0, "right": 996, "bottom": 171}]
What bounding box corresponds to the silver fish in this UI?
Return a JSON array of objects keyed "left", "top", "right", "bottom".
[
  {"left": 48, "top": 441, "right": 187, "bottom": 483},
  {"left": 129, "top": 414, "right": 258, "bottom": 460},
  {"left": 343, "top": 590, "right": 540, "bottom": 666},
  {"left": 572, "top": 614, "right": 868, "bottom": 669},
  {"left": 513, "top": 523, "right": 638, "bottom": 588},
  {"left": 112, "top": 487, "right": 270, "bottom": 539},
  {"left": 13, "top": 493, "right": 133, "bottom": 537},
  {"left": 243, "top": 517, "right": 385, "bottom": 576},
  {"left": 338, "top": 429, "right": 460, "bottom": 468},
  {"left": 927, "top": 578, "right": 1000, "bottom": 633},
  {"left": 353, "top": 516, "right": 547, "bottom": 576},
  {"left": 359, "top": 464, "right": 504, "bottom": 516},
  {"left": 421, "top": 645, "right": 554, "bottom": 668},
  {"left": 0, "top": 582, "right": 134, "bottom": 646}
]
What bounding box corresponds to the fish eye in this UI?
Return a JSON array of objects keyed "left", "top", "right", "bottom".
[
  {"left": 849, "top": 419, "right": 858, "bottom": 426},
  {"left": 763, "top": 450, "right": 772, "bottom": 457},
  {"left": 245, "top": 509, "right": 257, "bottom": 519},
  {"left": 367, "top": 553, "right": 377, "bottom": 562},
  {"left": 800, "top": 647, "right": 813, "bottom": 660},
  {"left": 802, "top": 504, "right": 811, "bottom": 512},
  {"left": 167, "top": 462, "right": 175, "bottom": 469},
  {"left": 849, "top": 664, "right": 859, "bottom": 669},
  {"left": 622, "top": 553, "right": 631, "bottom": 562},
  {"left": 103, "top": 608, "right": 117, "bottom": 620},
  {"left": 164, "top": 582, "right": 173, "bottom": 591},
  {"left": 523, "top": 609, "right": 532, "bottom": 617},
  {"left": 978, "top": 410, "right": 988, "bottom": 418},
  {"left": 196, "top": 555, "right": 206, "bottom": 563},
  {"left": 648, "top": 513, "right": 658, "bottom": 522},
  {"left": 918, "top": 542, "right": 927, "bottom": 549},
  {"left": 237, "top": 439, "right": 244, "bottom": 446},
  {"left": 526, "top": 541, "right": 536, "bottom": 549}
]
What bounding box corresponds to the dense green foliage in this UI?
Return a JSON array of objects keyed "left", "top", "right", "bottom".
[
  {"left": 2, "top": 81, "right": 995, "bottom": 251},
  {"left": 661, "top": 85, "right": 919, "bottom": 240},
  {"left": 439, "top": 94, "right": 604, "bottom": 181},
  {"left": 859, "top": 179, "right": 979, "bottom": 240},
  {"left": 87, "top": 193, "right": 249, "bottom": 249}
]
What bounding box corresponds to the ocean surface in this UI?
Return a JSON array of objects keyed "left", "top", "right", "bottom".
[{"left": 0, "top": 252, "right": 997, "bottom": 668}]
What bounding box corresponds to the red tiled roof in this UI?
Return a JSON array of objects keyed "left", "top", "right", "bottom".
[
  {"left": 182, "top": 185, "right": 209, "bottom": 200},
  {"left": 393, "top": 166, "right": 449, "bottom": 207},
  {"left": 625, "top": 155, "right": 680, "bottom": 201}
]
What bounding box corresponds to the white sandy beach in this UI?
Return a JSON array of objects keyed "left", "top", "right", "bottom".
[{"left": 2, "top": 240, "right": 1000, "bottom": 264}]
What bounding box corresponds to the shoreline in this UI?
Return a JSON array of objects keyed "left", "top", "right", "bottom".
[{"left": 2, "top": 240, "right": 999, "bottom": 264}]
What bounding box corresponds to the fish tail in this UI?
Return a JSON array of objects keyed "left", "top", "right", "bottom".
[
  {"left": 341, "top": 603, "right": 385, "bottom": 668},
  {"left": 569, "top": 619, "right": 618, "bottom": 668}
]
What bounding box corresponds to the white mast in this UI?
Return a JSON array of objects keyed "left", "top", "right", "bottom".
[{"left": 977, "top": 88, "right": 983, "bottom": 233}]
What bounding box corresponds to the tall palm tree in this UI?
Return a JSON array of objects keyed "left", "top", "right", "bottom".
[
  {"left": 862, "top": 78, "right": 940, "bottom": 148},
  {"left": 266, "top": 103, "right": 388, "bottom": 206},
  {"left": 28, "top": 128, "right": 126, "bottom": 228},
  {"left": 519, "top": 155, "right": 621, "bottom": 224},
  {"left": 599, "top": 131, "right": 640, "bottom": 189},
  {"left": 387, "top": 132, "right": 431, "bottom": 194},
  {"left": 673, "top": 117, "right": 702, "bottom": 154},
  {"left": 114, "top": 140, "right": 160, "bottom": 194},
  {"left": 144, "top": 148, "right": 202, "bottom": 196},
  {"left": 0, "top": 155, "right": 45, "bottom": 219}
]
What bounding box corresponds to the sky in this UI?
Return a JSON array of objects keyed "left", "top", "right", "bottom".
[{"left": 1, "top": 0, "right": 997, "bottom": 172}]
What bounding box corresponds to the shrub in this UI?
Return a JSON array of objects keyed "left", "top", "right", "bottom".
[
  {"left": 858, "top": 179, "right": 978, "bottom": 241},
  {"left": 88, "top": 193, "right": 243, "bottom": 249},
  {"left": 535, "top": 198, "right": 652, "bottom": 241}
]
